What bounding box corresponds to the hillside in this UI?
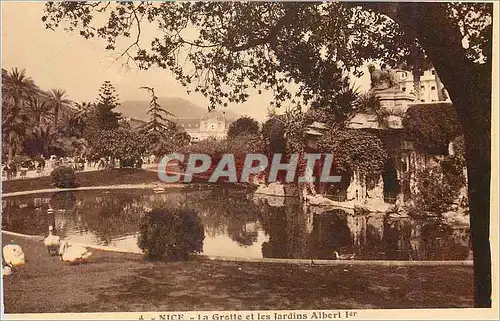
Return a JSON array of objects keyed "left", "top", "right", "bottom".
[{"left": 119, "top": 97, "right": 240, "bottom": 121}]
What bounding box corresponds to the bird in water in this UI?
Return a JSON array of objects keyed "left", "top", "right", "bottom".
[
  {"left": 43, "top": 225, "right": 61, "bottom": 256},
  {"left": 333, "top": 251, "right": 356, "bottom": 260},
  {"left": 58, "top": 240, "right": 92, "bottom": 264}
]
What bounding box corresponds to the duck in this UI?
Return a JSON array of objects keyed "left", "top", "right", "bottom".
[
  {"left": 58, "top": 240, "right": 92, "bottom": 264},
  {"left": 333, "top": 251, "right": 356, "bottom": 260},
  {"left": 153, "top": 185, "right": 165, "bottom": 193},
  {"left": 43, "top": 225, "right": 61, "bottom": 256},
  {"left": 3, "top": 242, "right": 26, "bottom": 269}
]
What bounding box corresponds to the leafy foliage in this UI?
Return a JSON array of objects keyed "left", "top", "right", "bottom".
[
  {"left": 90, "top": 128, "right": 146, "bottom": 162},
  {"left": 50, "top": 166, "right": 77, "bottom": 188},
  {"left": 227, "top": 116, "right": 260, "bottom": 139},
  {"left": 317, "top": 128, "right": 388, "bottom": 178},
  {"left": 40, "top": 2, "right": 414, "bottom": 114},
  {"left": 179, "top": 135, "right": 264, "bottom": 182},
  {"left": 138, "top": 207, "right": 205, "bottom": 260},
  {"left": 403, "top": 103, "right": 462, "bottom": 154},
  {"left": 261, "top": 114, "right": 286, "bottom": 154},
  {"left": 409, "top": 164, "right": 465, "bottom": 215}
]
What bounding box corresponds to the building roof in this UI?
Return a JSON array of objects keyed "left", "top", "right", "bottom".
[{"left": 347, "top": 113, "right": 403, "bottom": 130}]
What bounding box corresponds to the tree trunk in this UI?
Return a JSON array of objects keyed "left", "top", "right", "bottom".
[
  {"left": 8, "top": 144, "right": 14, "bottom": 164},
  {"left": 361, "top": 2, "right": 493, "bottom": 307},
  {"left": 54, "top": 104, "right": 59, "bottom": 130}
]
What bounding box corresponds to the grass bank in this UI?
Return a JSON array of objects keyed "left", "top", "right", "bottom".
[
  {"left": 1, "top": 168, "right": 187, "bottom": 194},
  {"left": 2, "top": 233, "right": 473, "bottom": 313}
]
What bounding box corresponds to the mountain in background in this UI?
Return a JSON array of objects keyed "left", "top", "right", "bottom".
[{"left": 119, "top": 97, "right": 240, "bottom": 122}]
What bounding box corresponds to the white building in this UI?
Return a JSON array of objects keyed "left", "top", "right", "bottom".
[
  {"left": 176, "top": 111, "right": 231, "bottom": 142},
  {"left": 396, "top": 68, "right": 451, "bottom": 103}
]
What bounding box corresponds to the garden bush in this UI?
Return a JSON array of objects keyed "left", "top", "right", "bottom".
[
  {"left": 137, "top": 207, "right": 205, "bottom": 261},
  {"left": 50, "top": 166, "right": 77, "bottom": 188}
]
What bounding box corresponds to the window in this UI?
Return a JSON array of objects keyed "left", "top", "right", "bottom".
[
  {"left": 211, "top": 124, "right": 215, "bottom": 130},
  {"left": 421, "top": 99, "right": 425, "bottom": 102},
  {"left": 431, "top": 70, "right": 436, "bottom": 75},
  {"left": 420, "top": 85, "right": 425, "bottom": 90},
  {"left": 402, "top": 87, "right": 406, "bottom": 92},
  {"left": 431, "top": 86, "right": 436, "bottom": 90},
  {"left": 431, "top": 99, "right": 436, "bottom": 102},
  {"left": 401, "top": 72, "right": 407, "bottom": 78}
]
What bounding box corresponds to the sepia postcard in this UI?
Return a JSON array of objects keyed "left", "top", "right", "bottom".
[{"left": 1, "top": 1, "right": 498, "bottom": 320}]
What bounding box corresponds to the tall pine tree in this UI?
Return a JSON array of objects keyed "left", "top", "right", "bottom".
[
  {"left": 139, "top": 87, "right": 189, "bottom": 156},
  {"left": 95, "top": 81, "right": 121, "bottom": 130}
]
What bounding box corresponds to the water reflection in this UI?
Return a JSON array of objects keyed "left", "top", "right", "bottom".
[{"left": 2, "top": 188, "right": 470, "bottom": 260}]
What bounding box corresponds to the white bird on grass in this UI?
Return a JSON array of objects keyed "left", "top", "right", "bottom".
[
  {"left": 58, "top": 240, "right": 92, "bottom": 264},
  {"left": 3, "top": 242, "right": 26, "bottom": 271},
  {"left": 43, "top": 225, "right": 61, "bottom": 256}
]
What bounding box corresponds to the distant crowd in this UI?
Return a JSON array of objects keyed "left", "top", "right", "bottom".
[{"left": 2, "top": 154, "right": 160, "bottom": 180}]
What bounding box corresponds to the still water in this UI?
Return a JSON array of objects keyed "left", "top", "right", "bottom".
[{"left": 2, "top": 187, "right": 470, "bottom": 260}]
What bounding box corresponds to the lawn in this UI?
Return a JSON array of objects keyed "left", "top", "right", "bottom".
[
  {"left": 2, "top": 168, "right": 162, "bottom": 194},
  {"left": 2, "top": 168, "right": 235, "bottom": 194},
  {"left": 2, "top": 233, "right": 474, "bottom": 313}
]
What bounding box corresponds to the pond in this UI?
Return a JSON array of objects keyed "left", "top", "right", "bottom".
[{"left": 2, "top": 187, "right": 471, "bottom": 261}]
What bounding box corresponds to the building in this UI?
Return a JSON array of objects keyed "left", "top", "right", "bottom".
[
  {"left": 301, "top": 65, "right": 465, "bottom": 212},
  {"left": 177, "top": 111, "right": 231, "bottom": 142},
  {"left": 396, "top": 68, "right": 451, "bottom": 103}
]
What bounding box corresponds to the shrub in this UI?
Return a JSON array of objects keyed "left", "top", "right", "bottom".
[
  {"left": 50, "top": 166, "right": 77, "bottom": 188},
  {"left": 137, "top": 207, "right": 205, "bottom": 261}
]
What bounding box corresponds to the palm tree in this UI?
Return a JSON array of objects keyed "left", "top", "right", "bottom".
[
  {"left": 27, "top": 97, "right": 54, "bottom": 127},
  {"left": 28, "top": 125, "right": 59, "bottom": 157},
  {"left": 47, "top": 88, "right": 72, "bottom": 129},
  {"left": 2, "top": 68, "right": 38, "bottom": 111},
  {"left": 2, "top": 108, "right": 31, "bottom": 161}
]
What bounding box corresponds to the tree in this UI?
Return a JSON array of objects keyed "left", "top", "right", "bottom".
[
  {"left": 23, "top": 124, "right": 59, "bottom": 157},
  {"left": 2, "top": 68, "right": 39, "bottom": 161},
  {"left": 47, "top": 88, "right": 72, "bottom": 129},
  {"left": 227, "top": 116, "right": 260, "bottom": 139},
  {"left": 95, "top": 81, "right": 122, "bottom": 130},
  {"left": 42, "top": 2, "right": 493, "bottom": 307},
  {"left": 261, "top": 114, "right": 286, "bottom": 154},
  {"left": 138, "top": 86, "right": 186, "bottom": 156},
  {"left": 140, "top": 86, "right": 176, "bottom": 132},
  {"left": 27, "top": 97, "right": 53, "bottom": 127},
  {"left": 2, "top": 107, "right": 32, "bottom": 161},
  {"left": 90, "top": 127, "right": 146, "bottom": 164},
  {"left": 2, "top": 67, "right": 38, "bottom": 111}
]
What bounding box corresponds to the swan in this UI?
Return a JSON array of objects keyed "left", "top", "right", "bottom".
[
  {"left": 3, "top": 243, "right": 26, "bottom": 268},
  {"left": 59, "top": 240, "right": 92, "bottom": 264},
  {"left": 43, "top": 225, "right": 61, "bottom": 256},
  {"left": 333, "top": 251, "right": 356, "bottom": 260}
]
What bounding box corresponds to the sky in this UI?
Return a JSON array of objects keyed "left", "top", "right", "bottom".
[{"left": 2, "top": 2, "right": 371, "bottom": 122}]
